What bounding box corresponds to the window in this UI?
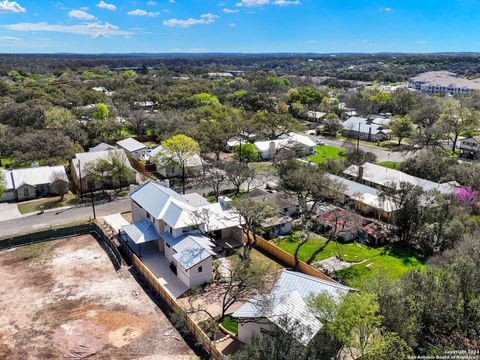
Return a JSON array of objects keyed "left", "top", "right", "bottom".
[
  {"left": 198, "top": 266, "right": 203, "bottom": 273},
  {"left": 23, "top": 188, "right": 29, "bottom": 197}
]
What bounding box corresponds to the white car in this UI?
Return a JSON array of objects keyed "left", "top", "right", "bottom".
[{"left": 316, "top": 139, "right": 325, "bottom": 146}]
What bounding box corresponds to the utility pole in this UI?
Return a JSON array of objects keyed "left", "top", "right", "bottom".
[
  {"left": 78, "top": 159, "right": 84, "bottom": 203},
  {"left": 90, "top": 189, "right": 96, "bottom": 219},
  {"left": 356, "top": 122, "right": 361, "bottom": 154}
]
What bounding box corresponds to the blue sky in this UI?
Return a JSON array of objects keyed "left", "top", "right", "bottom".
[{"left": 0, "top": 0, "right": 478, "bottom": 53}]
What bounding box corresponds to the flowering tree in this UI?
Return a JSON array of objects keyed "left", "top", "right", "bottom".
[{"left": 454, "top": 187, "right": 478, "bottom": 206}]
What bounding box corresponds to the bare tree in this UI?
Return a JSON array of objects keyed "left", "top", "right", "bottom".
[{"left": 51, "top": 171, "right": 69, "bottom": 201}]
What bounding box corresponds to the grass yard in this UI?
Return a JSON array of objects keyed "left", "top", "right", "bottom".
[
  {"left": 248, "top": 161, "right": 276, "bottom": 172},
  {"left": 17, "top": 192, "right": 78, "bottom": 214},
  {"left": 308, "top": 145, "right": 346, "bottom": 164},
  {"left": 274, "top": 232, "right": 424, "bottom": 289},
  {"left": 221, "top": 315, "right": 238, "bottom": 335},
  {"left": 377, "top": 161, "right": 401, "bottom": 170}
]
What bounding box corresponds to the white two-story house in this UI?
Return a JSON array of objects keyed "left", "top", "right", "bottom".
[{"left": 120, "top": 181, "right": 242, "bottom": 292}]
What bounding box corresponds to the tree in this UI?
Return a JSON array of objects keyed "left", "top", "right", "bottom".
[
  {"left": 44, "top": 107, "right": 76, "bottom": 130},
  {"left": 51, "top": 171, "right": 69, "bottom": 201},
  {"left": 110, "top": 152, "right": 134, "bottom": 192},
  {"left": 275, "top": 156, "right": 344, "bottom": 266},
  {"left": 322, "top": 114, "right": 342, "bottom": 137},
  {"left": 252, "top": 111, "right": 303, "bottom": 140},
  {"left": 218, "top": 254, "right": 268, "bottom": 320},
  {"left": 160, "top": 134, "right": 201, "bottom": 194},
  {"left": 233, "top": 143, "right": 258, "bottom": 163},
  {"left": 92, "top": 103, "right": 109, "bottom": 121},
  {"left": 0, "top": 170, "right": 6, "bottom": 198},
  {"left": 202, "top": 163, "right": 227, "bottom": 201},
  {"left": 287, "top": 87, "right": 325, "bottom": 107},
  {"left": 223, "top": 160, "right": 259, "bottom": 195},
  {"left": 84, "top": 158, "right": 112, "bottom": 193},
  {"left": 438, "top": 99, "right": 480, "bottom": 152},
  {"left": 232, "top": 197, "right": 278, "bottom": 260},
  {"left": 389, "top": 115, "right": 413, "bottom": 145},
  {"left": 311, "top": 292, "right": 383, "bottom": 359}
]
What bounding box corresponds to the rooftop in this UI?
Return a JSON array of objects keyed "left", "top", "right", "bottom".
[
  {"left": 409, "top": 71, "right": 480, "bottom": 90},
  {"left": 233, "top": 270, "right": 351, "bottom": 345},
  {"left": 72, "top": 149, "right": 132, "bottom": 178},
  {"left": 3, "top": 166, "right": 67, "bottom": 190},
  {"left": 344, "top": 162, "right": 455, "bottom": 195},
  {"left": 160, "top": 231, "right": 216, "bottom": 270},
  {"left": 129, "top": 181, "right": 241, "bottom": 230},
  {"left": 116, "top": 137, "right": 147, "bottom": 153}
]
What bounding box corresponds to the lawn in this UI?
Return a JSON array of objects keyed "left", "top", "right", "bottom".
[
  {"left": 274, "top": 232, "right": 424, "bottom": 289},
  {"left": 307, "top": 145, "right": 346, "bottom": 164},
  {"left": 17, "top": 192, "right": 78, "bottom": 214},
  {"left": 377, "top": 161, "right": 401, "bottom": 170},
  {"left": 221, "top": 315, "right": 238, "bottom": 335}
]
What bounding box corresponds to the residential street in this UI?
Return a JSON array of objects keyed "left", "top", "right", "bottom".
[{"left": 0, "top": 198, "right": 131, "bottom": 238}]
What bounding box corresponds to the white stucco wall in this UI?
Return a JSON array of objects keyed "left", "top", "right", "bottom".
[{"left": 186, "top": 257, "right": 213, "bottom": 288}]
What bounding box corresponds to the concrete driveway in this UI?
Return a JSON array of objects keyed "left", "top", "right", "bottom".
[{"left": 0, "top": 203, "right": 21, "bottom": 221}]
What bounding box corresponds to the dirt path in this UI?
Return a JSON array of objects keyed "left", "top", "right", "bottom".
[{"left": 0, "top": 235, "right": 195, "bottom": 359}]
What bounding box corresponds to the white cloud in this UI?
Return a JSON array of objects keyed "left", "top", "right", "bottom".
[
  {"left": 2, "top": 22, "right": 132, "bottom": 38},
  {"left": 68, "top": 9, "right": 97, "bottom": 20},
  {"left": 236, "top": 0, "right": 299, "bottom": 6},
  {"left": 229, "top": 23, "right": 236, "bottom": 27},
  {"left": 147, "top": 1, "right": 157, "bottom": 5},
  {"left": 169, "top": 0, "right": 175, "bottom": 3},
  {"left": 273, "top": 0, "right": 300, "bottom": 5},
  {"left": 0, "top": 1, "right": 26, "bottom": 13},
  {"left": 379, "top": 7, "right": 392, "bottom": 12},
  {"left": 0, "top": 35, "right": 20, "bottom": 41},
  {"left": 163, "top": 13, "right": 219, "bottom": 28},
  {"left": 223, "top": 8, "right": 239, "bottom": 13},
  {"left": 127, "top": 9, "right": 160, "bottom": 16},
  {"left": 96, "top": 1, "right": 116, "bottom": 11}
]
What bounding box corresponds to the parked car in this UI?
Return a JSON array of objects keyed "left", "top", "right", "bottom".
[{"left": 316, "top": 139, "right": 325, "bottom": 146}]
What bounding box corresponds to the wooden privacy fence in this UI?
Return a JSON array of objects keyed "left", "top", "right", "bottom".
[
  {"left": 130, "top": 255, "right": 224, "bottom": 360},
  {"left": 247, "top": 233, "right": 338, "bottom": 283},
  {"left": 107, "top": 226, "right": 225, "bottom": 360}
]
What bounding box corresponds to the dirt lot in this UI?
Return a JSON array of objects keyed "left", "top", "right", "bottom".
[{"left": 0, "top": 235, "right": 196, "bottom": 360}]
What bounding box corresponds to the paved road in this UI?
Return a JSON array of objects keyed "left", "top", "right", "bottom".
[
  {"left": 309, "top": 134, "right": 412, "bottom": 163},
  {"left": 0, "top": 198, "right": 131, "bottom": 238},
  {"left": 0, "top": 172, "right": 276, "bottom": 238}
]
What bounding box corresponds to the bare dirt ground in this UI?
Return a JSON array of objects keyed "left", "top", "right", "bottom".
[{"left": 0, "top": 235, "right": 196, "bottom": 360}]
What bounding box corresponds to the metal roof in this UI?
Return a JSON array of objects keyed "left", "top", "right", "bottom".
[
  {"left": 344, "top": 162, "right": 455, "bottom": 195},
  {"left": 88, "top": 143, "right": 116, "bottom": 152},
  {"left": 116, "top": 137, "right": 147, "bottom": 153},
  {"left": 130, "top": 181, "right": 241, "bottom": 230},
  {"left": 233, "top": 270, "right": 352, "bottom": 345},
  {"left": 72, "top": 149, "right": 132, "bottom": 178},
  {"left": 3, "top": 166, "right": 67, "bottom": 190},
  {"left": 122, "top": 220, "right": 159, "bottom": 245},
  {"left": 326, "top": 174, "right": 398, "bottom": 213},
  {"left": 160, "top": 231, "right": 216, "bottom": 270},
  {"left": 254, "top": 132, "right": 315, "bottom": 152}
]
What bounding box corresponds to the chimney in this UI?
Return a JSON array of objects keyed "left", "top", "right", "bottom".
[
  {"left": 358, "top": 165, "right": 364, "bottom": 180},
  {"left": 269, "top": 141, "right": 276, "bottom": 159},
  {"left": 218, "top": 196, "right": 233, "bottom": 209}
]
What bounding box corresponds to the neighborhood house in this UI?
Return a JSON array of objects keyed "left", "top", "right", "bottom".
[
  {"left": 233, "top": 270, "right": 352, "bottom": 346},
  {"left": 342, "top": 116, "right": 392, "bottom": 142},
  {"left": 120, "top": 181, "right": 242, "bottom": 293},
  {"left": 155, "top": 152, "right": 204, "bottom": 178},
  {"left": 71, "top": 149, "right": 136, "bottom": 191},
  {"left": 116, "top": 137, "right": 147, "bottom": 160},
  {"left": 254, "top": 132, "right": 316, "bottom": 160},
  {"left": 0, "top": 165, "right": 68, "bottom": 202},
  {"left": 344, "top": 162, "right": 457, "bottom": 195}
]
